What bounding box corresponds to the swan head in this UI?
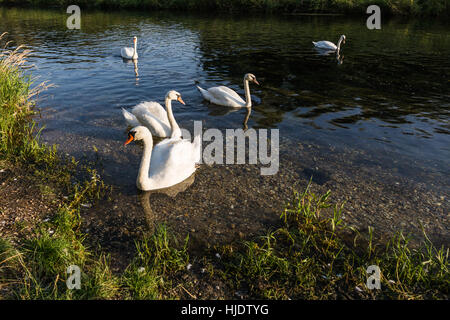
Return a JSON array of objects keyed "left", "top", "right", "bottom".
[
  {"left": 124, "top": 126, "right": 151, "bottom": 145},
  {"left": 166, "top": 90, "right": 185, "bottom": 105},
  {"left": 245, "top": 73, "right": 259, "bottom": 85},
  {"left": 340, "top": 35, "right": 346, "bottom": 44},
  {"left": 133, "top": 36, "right": 137, "bottom": 43}
]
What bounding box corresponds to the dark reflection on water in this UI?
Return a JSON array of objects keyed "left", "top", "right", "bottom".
[{"left": 1, "top": 7, "right": 449, "bottom": 182}]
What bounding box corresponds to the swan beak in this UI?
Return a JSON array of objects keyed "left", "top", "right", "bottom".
[
  {"left": 177, "top": 96, "right": 186, "bottom": 105},
  {"left": 253, "top": 79, "right": 260, "bottom": 85},
  {"left": 124, "top": 134, "right": 134, "bottom": 146}
]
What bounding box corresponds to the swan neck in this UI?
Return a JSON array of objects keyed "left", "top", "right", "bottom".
[
  {"left": 137, "top": 135, "right": 153, "bottom": 188},
  {"left": 133, "top": 40, "right": 137, "bottom": 58},
  {"left": 243, "top": 79, "right": 252, "bottom": 108},
  {"left": 166, "top": 98, "right": 181, "bottom": 138},
  {"left": 337, "top": 38, "right": 343, "bottom": 51}
]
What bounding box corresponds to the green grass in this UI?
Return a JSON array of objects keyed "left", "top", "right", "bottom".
[
  {"left": 0, "top": 36, "right": 52, "bottom": 165},
  {"left": 0, "top": 34, "right": 119, "bottom": 299},
  {"left": 213, "top": 183, "right": 449, "bottom": 299},
  {"left": 0, "top": 182, "right": 118, "bottom": 299},
  {"left": 0, "top": 0, "right": 448, "bottom": 16},
  {"left": 122, "top": 225, "right": 189, "bottom": 299}
]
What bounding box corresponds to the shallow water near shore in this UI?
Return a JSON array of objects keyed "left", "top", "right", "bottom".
[{"left": 1, "top": 7, "right": 448, "bottom": 260}]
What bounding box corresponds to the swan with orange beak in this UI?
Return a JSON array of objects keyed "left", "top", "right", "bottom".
[
  {"left": 123, "top": 124, "right": 201, "bottom": 191},
  {"left": 122, "top": 90, "right": 186, "bottom": 139}
]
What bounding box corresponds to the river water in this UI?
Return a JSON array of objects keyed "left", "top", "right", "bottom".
[{"left": 1, "top": 7, "right": 448, "bottom": 257}]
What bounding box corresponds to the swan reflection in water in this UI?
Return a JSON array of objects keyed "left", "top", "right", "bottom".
[
  {"left": 243, "top": 107, "right": 251, "bottom": 131},
  {"left": 314, "top": 47, "right": 344, "bottom": 65},
  {"left": 138, "top": 173, "right": 196, "bottom": 233},
  {"left": 314, "top": 47, "right": 336, "bottom": 56},
  {"left": 122, "top": 58, "right": 139, "bottom": 84},
  {"left": 336, "top": 52, "right": 344, "bottom": 65},
  {"left": 206, "top": 105, "right": 251, "bottom": 130},
  {"left": 133, "top": 59, "right": 139, "bottom": 79}
]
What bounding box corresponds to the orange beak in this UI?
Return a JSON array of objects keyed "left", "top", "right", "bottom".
[
  {"left": 253, "top": 79, "right": 260, "bottom": 85},
  {"left": 124, "top": 134, "right": 134, "bottom": 146},
  {"left": 177, "top": 96, "right": 185, "bottom": 105}
]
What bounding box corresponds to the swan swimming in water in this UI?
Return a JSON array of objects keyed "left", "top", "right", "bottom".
[
  {"left": 121, "top": 36, "right": 138, "bottom": 60},
  {"left": 313, "top": 35, "right": 346, "bottom": 52},
  {"left": 122, "top": 90, "right": 184, "bottom": 139},
  {"left": 197, "top": 73, "right": 259, "bottom": 108},
  {"left": 124, "top": 126, "right": 201, "bottom": 191}
]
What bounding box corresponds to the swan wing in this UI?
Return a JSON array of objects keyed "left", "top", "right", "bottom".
[
  {"left": 207, "top": 86, "right": 246, "bottom": 107},
  {"left": 121, "top": 47, "right": 134, "bottom": 59},
  {"left": 134, "top": 112, "right": 171, "bottom": 138},
  {"left": 131, "top": 102, "right": 171, "bottom": 138},
  {"left": 313, "top": 41, "right": 337, "bottom": 50},
  {"left": 208, "top": 86, "right": 245, "bottom": 104},
  {"left": 149, "top": 139, "right": 197, "bottom": 189},
  {"left": 122, "top": 108, "right": 141, "bottom": 127},
  {"left": 133, "top": 101, "right": 169, "bottom": 124}
]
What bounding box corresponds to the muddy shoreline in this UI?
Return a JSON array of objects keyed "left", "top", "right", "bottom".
[{"left": 47, "top": 129, "right": 448, "bottom": 273}]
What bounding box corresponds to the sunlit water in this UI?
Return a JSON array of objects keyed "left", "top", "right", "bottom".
[{"left": 1, "top": 8, "right": 449, "bottom": 247}]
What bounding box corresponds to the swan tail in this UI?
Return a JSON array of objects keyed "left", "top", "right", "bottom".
[
  {"left": 196, "top": 86, "right": 210, "bottom": 100},
  {"left": 122, "top": 108, "right": 140, "bottom": 127}
]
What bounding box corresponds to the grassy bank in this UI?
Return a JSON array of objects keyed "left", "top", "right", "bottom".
[
  {"left": 212, "top": 185, "right": 449, "bottom": 299},
  {"left": 0, "top": 36, "right": 448, "bottom": 300},
  {"left": 0, "top": 33, "right": 117, "bottom": 298},
  {"left": 0, "top": 34, "right": 52, "bottom": 166},
  {"left": 0, "top": 0, "right": 449, "bottom": 17}
]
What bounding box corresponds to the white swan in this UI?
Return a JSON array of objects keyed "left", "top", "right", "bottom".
[
  {"left": 122, "top": 90, "right": 184, "bottom": 139},
  {"left": 124, "top": 126, "right": 201, "bottom": 191},
  {"left": 197, "top": 73, "right": 259, "bottom": 108},
  {"left": 313, "top": 35, "right": 346, "bottom": 52},
  {"left": 121, "top": 36, "right": 138, "bottom": 60}
]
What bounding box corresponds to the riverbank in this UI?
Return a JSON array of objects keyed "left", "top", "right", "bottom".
[
  {"left": 0, "top": 0, "right": 449, "bottom": 17},
  {"left": 0, "top": 36, "right": 448, "bottom": 300}
]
